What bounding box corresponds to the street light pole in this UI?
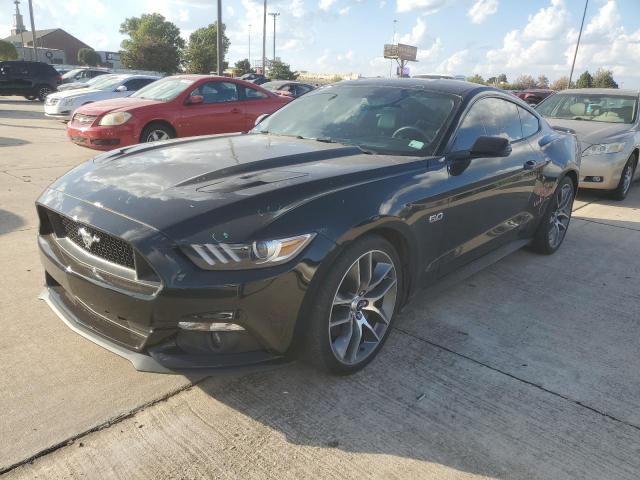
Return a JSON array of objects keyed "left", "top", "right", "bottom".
[
  {"left": 390, "top": 19, "right": 397, "bottom": 78},
  {"left": 27, "top": 0, "right": 37, "bottom": 61},
  {"left": 248, "top": 24, "right": 252, "bottom": 67},
  {"left": 216, "top": 0, "right": 222, "bottom": 75},
  {"left": 262, "top": 0, "right": 267, "bottom": 74},
  {"left": 568, "top": 0, "right": 589, "bottom": 89},
  {"left": 268, "top": 12, "right": 280, "bottom": 61}
]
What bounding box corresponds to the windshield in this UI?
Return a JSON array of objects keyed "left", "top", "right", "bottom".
[
  {"left": 130, "top": 77, "right": 195, "bottom": 101},
  {"left": 254, "top": 85, "right": 458, "bottom": 155},
  {"left": 85, "top": 74, "right": 117, "bottom": 88},
  {"left": 93, "top": 76, "right": 128, "bottom": 91},
  {"left": 261, "top": 82, "right": 281, "bottom": 91},
  {"left": 537, "top": 93, "right": 637, "bottom": 124}
]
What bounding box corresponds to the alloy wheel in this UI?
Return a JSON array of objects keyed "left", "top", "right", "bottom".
[
  {"left": 38, "top": 87, "right": 51, "bottom": 101},
  {"left": 622, "top": 162, "right": 634, "bottom": 196},
  {"left": 329, "top": 249, "right": 398, "bottom": 365},
  {"left": 548, "top": 182, "right": 573, "bottom": 249},
  {"left": 146, "top": 130, "right": 170, "bottom": 142}
]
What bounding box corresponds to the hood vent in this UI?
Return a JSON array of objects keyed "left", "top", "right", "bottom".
[{"left": 196, "top": 170, "right": 307, "bottom": 193}]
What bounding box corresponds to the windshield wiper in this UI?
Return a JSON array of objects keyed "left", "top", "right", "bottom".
[{"left": 314, "top": 137, "right": 336, "bottom": 143}]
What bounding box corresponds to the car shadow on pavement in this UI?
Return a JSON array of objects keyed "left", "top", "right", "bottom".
[
  {"left": 0, "top": 137, "right": 29, "bottom": 147},
  {"left": 0, "top": 108, "right": 47, "bottom": 121},
  {"left": 0, "top": 210, "right": 25, "bottom": 235}
]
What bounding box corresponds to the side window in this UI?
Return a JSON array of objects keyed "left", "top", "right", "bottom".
[
  {"left": 295, "top": 85, "right": 311, "bottom": 96},
  {"left": 191, "top": 81, "right": 239, "bottom": 103},
  {"left": 123, "top": 79, "right": 153, "bottom": 91},
  {"left": 482, "top": 98, "right": 522, "bottom": 141},
  {"left": 518, "top": 106, "right": 540, "bottom": 138},
  {"left": 242, "top": 85, "right": 268, "bottom": 100},
  {"left": 451, "top": 101, "right": 488, "bottom": 151}
]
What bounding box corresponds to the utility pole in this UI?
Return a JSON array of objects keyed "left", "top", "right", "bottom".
[
  {"left": 568, "top": 0, "right": 589, "bottom": 89},
  {"left": 248, "top": 24, "right": 252, "bottom": 67},
  {"left": 27, "top": 0, "right": 37, "bottom": 61},
  {"left": 262, "top": 0, "right": 267, "bottom": 75},
  {"left": 390, "top": 19, "right": 397, "bottom": 78},
  {"left": 268, "top": 12, "right": 280, "bottom": 61},
  {"left": 216, "top": 0, "right": 222, "bottom": 75}
]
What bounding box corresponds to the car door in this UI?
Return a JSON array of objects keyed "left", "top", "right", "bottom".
[
  {"left": 181, "top": 81, "right": 245, "bottom": 136},
  {"left": 0, "top": 63, "right": 15, "bottom": 93},
  {"left": 236, "top": 84, "right": 283, "bottom": 130},
  {"left": 438, "top": 95, "right": 542, "bottom": 275}
]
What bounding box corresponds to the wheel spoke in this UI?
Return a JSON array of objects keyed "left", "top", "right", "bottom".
[
  {"left": 360, "top": 314, "right": 380, "bottom": 342},
  {"left": 343, "top": 260, "right": 360, "bottom": 295},
  {"left": 364, "top": 277, "right": 397, "bottom": 302},
  {"left": 358, "top": 252, "right": 373, "bottom": 293},
  {"left": 367, "top": 262, "right": 393, "bottom": 294},
  {"left": 332, "top": 320, "right": 353, "bottom": 360},
  {"left": 346, "top": 320, "right": 362, "bottom": 363},
  {"left": 330, "top": 307, "right": 351, "bottom": 328},
  {"left": 333, "top": 292, "right": 352, "bottom": 306},
  {"left": 363, "top": 304, "right": 390, "bottom": 325}
]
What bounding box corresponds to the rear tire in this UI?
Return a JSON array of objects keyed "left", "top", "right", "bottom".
[
  {"left": 140, "top": 123, "right": 175, "bottom": 143},
  {"left": 610, "top": 153, "right": 636, "bottom": 201},
  {"left": 24, "top": 95, "right": 37, "bottom": 101},
  {"left": 530, "top": 176, "right": 575, "bottom": 255},
  {"left": 297, "top": 234, "right": 402, "bottom": 375}
]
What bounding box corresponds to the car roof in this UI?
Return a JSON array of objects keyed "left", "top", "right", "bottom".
[
  {"left": 265, "top": 80, "right": 309, "bottom": 86},
  {"left": 559, "top": 88, "right": 640, "bottom": 96},
  {"left": 170, "top": 74, "right": 239, "bottom": 81},
  {"left": 334, "top": 78, "right": 490, "bottom": 98}
]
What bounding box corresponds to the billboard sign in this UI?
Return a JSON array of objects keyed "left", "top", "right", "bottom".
[{"left": 384, "top": 43, "right": 417, "bottom": 61}]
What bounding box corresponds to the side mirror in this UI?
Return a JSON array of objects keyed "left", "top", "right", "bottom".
[
  {"left": 187, "top": 95, "right": 204, "bottom": 105},
  {"left": 470, "top": 136, "right": 512, "bottom": 157},
  {"left": 254, "top": 113, "right": 270, "bottom": 126},
  {"left": 115, "top": 85, "right": 127, "bottom": 92}
]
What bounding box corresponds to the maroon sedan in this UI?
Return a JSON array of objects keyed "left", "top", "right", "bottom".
[
  {"left": 514, "top": 88, "right": 554, "bottom": 105},
  {"left": 67, "top": 75, "right": 290, "bottom": 151}
]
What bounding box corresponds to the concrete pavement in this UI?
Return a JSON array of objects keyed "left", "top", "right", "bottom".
[{"left": 1, "top": 97, "right": 639, "bottom": 479}]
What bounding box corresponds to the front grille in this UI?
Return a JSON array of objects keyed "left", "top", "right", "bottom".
[
  {"left": 46, "top": 97, "right": 59, "bottom": 106},
  {"left": 72, "top": 113, "right": 97, "bottom": 125},
  {"left": 58, "top": 215, "right": 135, "bottom": 269}
]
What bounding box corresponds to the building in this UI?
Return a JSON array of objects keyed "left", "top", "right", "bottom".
[
  {"left": 96, "top": 51, "right": 123, "bottom": 69},
  {"left": 3, "top": 28, "right": 92, "bottom": 66},
  {"left": 15, "top": 46, "right": 66, "bottom": 64}
]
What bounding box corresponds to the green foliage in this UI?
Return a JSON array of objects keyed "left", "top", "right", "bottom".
[
  {"left": 184, "top": 23, "right": 230, "bottom": 74},
  {"left": 592, "top": 68, "right": 618, "bottom": 88},
  {"left": 234, "top": 58, "right": 253, "bottom": 76},
  {"left": 575, "top": 71, "right": 593, "bottom": 89},
  {"left": 512, "top": 74, "right": 536, "bottom": 90},
  {"left": 550, "top": 76, "right": 571, "bottom": 91},
  {"left": 467, "top": 74, "right": 485, "bottom": 85},
  {"left": 0, "top": 40, "right": 18, "bottom": 61},
  {"left": 119, "top": 13, "right": 185, "bottom": 73},
  {"left": 537, "top": 74, "right": 549, "bottom": 88},
  {"left": 269, "top": 60, "right": 298, "bottom": 80},
  {"left": 77, "top": 48, "right": 101, "bottom": 67},
  {"left": 497, "top": 73, "right": 508, "bottom": 84}
]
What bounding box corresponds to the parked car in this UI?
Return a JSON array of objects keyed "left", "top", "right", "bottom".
[
  {"left": 45, "top": 75, "right": 160, "bottom": 121},
  {"left": 0, "top": 60, "right": 61, "bottom": 101},
  {"left": 67, "top": 75, "right": 290, "bottom": 150},
  {"left": 57, "top": 73, "right": 119, "bottom": 92},
  {"left": 240, "top": 72, "right": 269, "bottom": 85},
  {"left": 537, "top": 88, "right": 639, "bottom": 200},
  {"left": 38, "top": 79, "right": 579, "bottom": 374},
  {"left": 514, "top": 88, "right": 554, "bottom": 105},
  {"left": 61, "top": 68, "right": 111, "bottom": 84},
  {"left": 261, "top": 80, "right": 315, "bottom": 98}
]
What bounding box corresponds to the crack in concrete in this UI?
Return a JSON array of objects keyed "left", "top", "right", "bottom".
[
  {"left": 574, "top": 217, "right": 640, "bottom": 232},
  {"left": 392, "top": 326, "right": 640, "bottom": 433}
]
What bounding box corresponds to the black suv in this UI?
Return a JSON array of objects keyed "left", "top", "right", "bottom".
[{"left": 0, "top": 61, "right": 61, "bottom": 101}]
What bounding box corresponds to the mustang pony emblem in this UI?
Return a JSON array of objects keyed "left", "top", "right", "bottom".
[{"left": 78, "top": 227, "right": 100, "bottom": 249}]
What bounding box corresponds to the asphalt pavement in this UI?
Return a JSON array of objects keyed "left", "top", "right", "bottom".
[{"left": 1, "top": 97, "right": 639, "bottom": 479}]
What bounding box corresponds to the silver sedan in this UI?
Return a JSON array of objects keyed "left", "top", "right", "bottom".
[{"left": 537, "top": 88, "right": 639, "bottom": 200}]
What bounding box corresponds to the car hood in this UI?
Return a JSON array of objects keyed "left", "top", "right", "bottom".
[
  {"left": 57, "top": 82, "right": 89, "bottom": 92},
  {"left": 47, "top": 134, "right": 425, "bottom": 242},
  {"left": 49, "top": 88, "right": 111, "bottom": 101},
  {"left": 74, "top": 97, "right": 162, "bottom": 115},
  {"left": 545, "top": 118, "right": 633, "bottom": 149}
]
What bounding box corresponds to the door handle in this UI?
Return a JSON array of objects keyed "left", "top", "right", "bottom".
[{"left": 230, "top": 108, "right": 241, "bottom": 114}]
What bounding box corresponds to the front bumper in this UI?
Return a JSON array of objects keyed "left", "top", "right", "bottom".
[
  {"left": 67, "top": 122, "right": 138, "bottom": 151},
  {"left": 44, "top": 103, "right": 73, "bottom": 120},
  {"left": 578, "top": 150, "right": 630, "bottom": 190},
  {"left": 36, "top": 194, "right": 332, "bottom": 373}
]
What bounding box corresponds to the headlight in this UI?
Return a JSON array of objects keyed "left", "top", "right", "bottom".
[
  {"left": 98, "top": 112, "right": 132, "bottom": 126},
  {"left": 188, "top": 234, "right": 315, "bottom": 270},
  {"left": 582, "top": 142, "right": 626, "bottom": 156}
]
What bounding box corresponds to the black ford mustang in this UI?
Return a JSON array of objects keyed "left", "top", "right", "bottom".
[{"left": 37, "top": 79, "right": 580, "bottom": 374}]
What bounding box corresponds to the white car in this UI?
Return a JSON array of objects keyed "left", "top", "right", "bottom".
[
  {"left": 57, "top": 74, "right": 119, "bottom": 92},
  {"left": 44, "top": 74, "right": 159, "bottom": 121}
]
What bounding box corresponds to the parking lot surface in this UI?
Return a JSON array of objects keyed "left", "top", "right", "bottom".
[{"left": 1, "top": 97, "right": 639, "bottom": 479}]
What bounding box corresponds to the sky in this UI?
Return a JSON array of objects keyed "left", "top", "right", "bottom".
[{"left": 2, "top": 0, "right": 640, "bottom": 87}]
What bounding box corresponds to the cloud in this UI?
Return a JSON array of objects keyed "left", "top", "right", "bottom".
[
  {"left": 467, "top": 0, "right": 498, "bottom": 25},
  {"left": 438, "top": 49, "right": 470, "bottom": 74},
  {"left": 319, "top": 0, "right": 337, "bottom": 11},
  {"left": 398, "top": 18, "right": 426, "bottom": 45},
  {"left": 396, "top": 0, "right": 449, "bottom": 14}
]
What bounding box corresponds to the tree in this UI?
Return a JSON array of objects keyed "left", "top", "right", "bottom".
[
  {"left": 592, "top": 68, "right": 618, "bottom": 88},
  {"left": 0, "top": 40, "right": 18, "bottom": 61},
  {"left": 537, "top": 74, "right": 549, "bottom": 88},
  {"left": 234, "top": 58, "right": 253, "bottom": 76},
  {"left": 550, "top": 76, "right": 571, "bottom": 90},
  {"left": 467, "top": 74, "right": 485, "bottom": 84},
  {"left": 513, "top": 74, "right": 536, "bottom": 90},
  {"left": 184, "top": 23, "right": 230, "bottom": 74},
  {"left": 77, "top": 48, "right": 101, "bottom": 66},
  {"left": 486, "top": 76, "right": 497, "bottom": 86},
  {"left": 120, "top": 13, "right": 185, "bottom": 73},
  {"left": 497, "top": 73, "right": 508, "bottom": 84},
  {"left": 269, "top": 60, "right": 298, "bottom": 80},
  {"left": 575, "top": 70, "right": 593, "bottom": 89}
]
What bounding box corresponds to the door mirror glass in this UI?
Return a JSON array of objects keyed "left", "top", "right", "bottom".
[
  {"left": 470, "top": 136, "right": 512, "bottom": 157},
  {"left": 187, "top": 95, "right": 204, "bottom": 105}
]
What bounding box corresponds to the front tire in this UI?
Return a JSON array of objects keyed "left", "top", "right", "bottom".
[
  {"left": 299, "top": 234, "right": 402, "bottom": 375},
  {"left": 141, "top": 123, "right": 175, "bottom": 143},
  {"left": 610, "top": 154, "right": 636, "bottom": 201},
  {"left": 531, "top": 176, "right": 575, "bottom": 254},
  {"left": 36, "top": 86, "right": 53, "bottom": 102}
]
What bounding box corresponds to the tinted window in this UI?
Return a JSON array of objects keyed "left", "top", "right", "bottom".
[
  {"left": 132, "top": 77, "right": 196, "bottom": 101},
  {"left": 191, "top": 81, "right": 239, "bottom": 103},
  {"left": 295, "top": 85, "right": 312, "bottom": 96},
  {"left": 243, "top": 85, "right": 268, "bottom": 99},
  {"left": 536, "top": 93, "right": 637, "bottom": 124},
  {"left": 518, "top": 107, "right": 539, "bottom": 137},
  {"left": 452, "top": 97, "right": 523, "bottom": 151},
  {"left": 123, "top": 78, "right": 155, "bottom": 91}
]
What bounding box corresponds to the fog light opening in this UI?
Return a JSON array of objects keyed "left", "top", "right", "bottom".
[
  {"left": 585, "top": 176, "right": 604, "bottom": 183},
  {"left": 178, "top": 321, "right": 245, "bottom": 332}
]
